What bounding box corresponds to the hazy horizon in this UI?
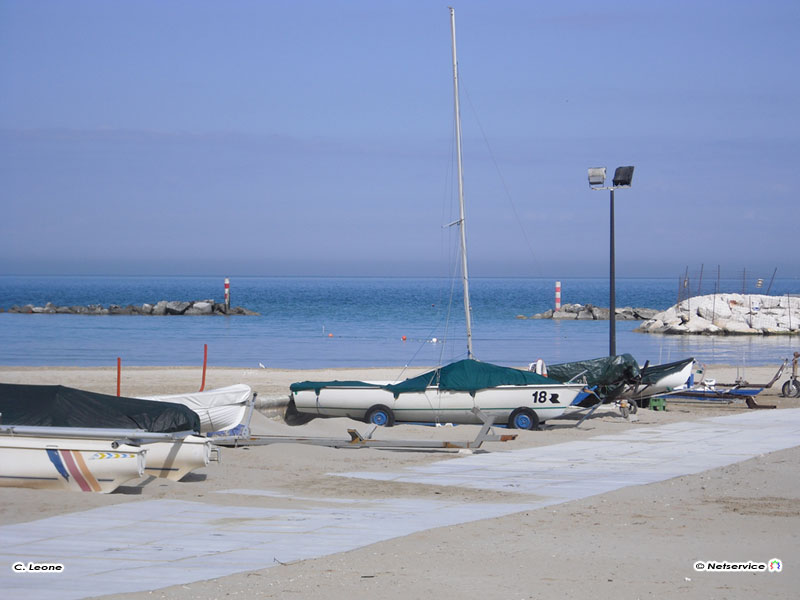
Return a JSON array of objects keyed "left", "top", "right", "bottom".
[{"left": 2, "top": 1, "right": 798, "bottom": 280}]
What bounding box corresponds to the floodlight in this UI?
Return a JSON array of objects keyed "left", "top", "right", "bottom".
[
  {"left": 612, "top": 166, "right": 634, "bottom": 187},
  {"left": 588, "top": 167, "right": 606, "bottom": 186},
  {"left": 585, "top": 163, "right": 635, "bottom": 356}
]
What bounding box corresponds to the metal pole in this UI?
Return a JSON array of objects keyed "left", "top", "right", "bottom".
[
  {"left": 609, "top": 188, "right": 616, "bottom": 356},
  {"left": 450, "top": 7, "right": 473, "bottom": 359},
  {"left": 697, "top": 263, "right": 704, "bottom": 295},
  {"left": 766, "top": 267, "right": 777, "bottom": 294}
]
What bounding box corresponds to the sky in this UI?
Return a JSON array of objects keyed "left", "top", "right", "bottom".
[{"left": 1, "top": 0, "right": 798, "bottom": 279}]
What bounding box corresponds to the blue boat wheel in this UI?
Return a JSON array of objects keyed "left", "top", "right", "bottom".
[
  {"left": 366, "top": 405, "right": 395, "bottom": 427},
  {"left": 515, "top": 412, "right": 532, "bottom": 429},
  {"left": 508, "top": 407, "right": 538, "bottom": 430}
]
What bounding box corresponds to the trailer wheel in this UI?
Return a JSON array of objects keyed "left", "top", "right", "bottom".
[
  {"left": 508, "top": 407, "right": 539, "bottom": 430},
  {"left": 366, "top": 405, "right": 395, "bottom": 427},
  {"left": 620, "top": 399, "right": 637, "bottom": 418},
  {"left": 782, "top": 379, "right": 800, "bottom": 398}
]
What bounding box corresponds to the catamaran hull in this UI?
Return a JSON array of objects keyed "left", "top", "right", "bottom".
[
  {"left": 292, "top": 384, "right": 583, "bottom": 426},
  {"left": 629, "top": 359, "right": 695, "bottom": 400},
  {"left": 143, "top": 436, "right": 212, "bottom": 481},
  {"left": 0, "top": 436, "right": 145, "bottom": 493}
]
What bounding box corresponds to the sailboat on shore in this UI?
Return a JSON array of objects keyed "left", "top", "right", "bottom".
[{"left": 289, "top": 9, "right": 586, "bottom": 430}]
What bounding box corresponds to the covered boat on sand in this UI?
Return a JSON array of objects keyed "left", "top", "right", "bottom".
[
  {"left": 0, "top": 383, "right": 212, "bottom": 491},
  {"left": 290, "top": 358, "right": 586, "bottom": 430},
  {"left": 544, "top": 354, "right": 642, "bottom": 406},
  {"left": 542, "top": 355, "right": 695, "bottom": 407},
  {"left": 138, "top": 384, "right": 253, "bottom": 434},
  {"left": 631, "top": 357, "right": 696, "bottom": 401},
  {"left": 0, "top": 383, "right": 200, "bottom": 432}
]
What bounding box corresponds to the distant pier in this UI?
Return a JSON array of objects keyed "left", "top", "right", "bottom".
[
  {"left": 517, "top": 303, "right": 659, "bottom": 321},
  {"left": 2, "top": 300, "right": 259, "bottom": 316}
]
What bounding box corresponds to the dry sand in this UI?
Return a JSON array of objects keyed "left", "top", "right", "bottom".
[{"left": 0, "top": 363, "right": 798, "bottom": 599}]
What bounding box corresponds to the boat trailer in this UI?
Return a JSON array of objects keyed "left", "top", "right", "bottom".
[
  {"left": 662, "top": 359, "right": 787, "bottom": 409},
  {"left": 211, "top": 407, "right": 517, "bottom": 451}
]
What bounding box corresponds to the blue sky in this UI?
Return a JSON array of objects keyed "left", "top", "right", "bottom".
[{"left": 1, "top": 0, "right": 798, "bottom": 278}]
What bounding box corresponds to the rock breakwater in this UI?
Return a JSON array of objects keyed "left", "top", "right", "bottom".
[
  {"left": 636, "top": 293, "right": 799, "bottom": 335},
  {"left": 2, "top": 300, "right": 259, "bottom": 316},
  {"left": 518, "top": 303, "right": 659, "bottom": 321}
]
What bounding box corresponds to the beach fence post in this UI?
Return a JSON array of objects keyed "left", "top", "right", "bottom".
[
  {"left": 116, "top": 357, "right": 121, "bottom": 397},
  {"left": 199, "top": 343, "right": 208, "bottom": 392},
  {"left": 224, "top": 278, "right": 231, "bottom": 311},
  {"left": 555, "top": 281, "right": 561, "bottom": 311}
]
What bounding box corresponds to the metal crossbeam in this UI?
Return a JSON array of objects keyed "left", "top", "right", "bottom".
[{"left": 213, "top": 407, "right": 516, "bottom": 450}]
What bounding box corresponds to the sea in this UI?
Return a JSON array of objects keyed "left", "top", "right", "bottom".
[{"left": 0, "top": 276, "right": 798, "bottom": 370}]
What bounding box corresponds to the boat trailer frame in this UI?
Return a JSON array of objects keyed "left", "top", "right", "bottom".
[{"left": 211, "top": 407, "right": 517, "bottom": 450}]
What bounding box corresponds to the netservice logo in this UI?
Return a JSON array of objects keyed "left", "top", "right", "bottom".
[{"left": 768, "top": 558, "right": 783, "bottom": 573}]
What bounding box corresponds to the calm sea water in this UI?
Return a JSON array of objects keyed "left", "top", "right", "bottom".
[{"left": 0, "top": 276, "right": 798, "bottom": 368}]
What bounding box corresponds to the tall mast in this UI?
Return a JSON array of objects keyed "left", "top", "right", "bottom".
[{"left": 449, "top": 6, "right": 473, "bottom": 359}]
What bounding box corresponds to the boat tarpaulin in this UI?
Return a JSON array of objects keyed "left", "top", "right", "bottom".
[
  {"left": 386, "top": 359, "right": 553, "bottom": 395},
  {"left": 290, "top": 359, "right": 553, "bottom": 398},
  {"left": 0, "top": 383, "right": 201, "bottom": 433},
  {"left": 290, "top": 380, "right": 383, "bottom": 394},
  {"left": 138, "top": 384, "right": 252, "bottom": 433},
  {"left": 139, "top": 384, "right": 252, "bottom": 410},
  {"left": 546, "top": 354, "right": 641, "bottom": 401}
]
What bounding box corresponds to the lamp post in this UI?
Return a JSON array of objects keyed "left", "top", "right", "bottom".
[{"left": 588, "top": 165, "right": 634, "bottom": 356}]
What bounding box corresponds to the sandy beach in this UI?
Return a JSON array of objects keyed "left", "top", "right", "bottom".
[{"left": 1, "top": 363, "right": 798, "bottom": 599}]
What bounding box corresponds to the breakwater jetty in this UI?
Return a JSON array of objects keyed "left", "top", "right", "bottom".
[
  {"left": 636, "top": 293, "right": 799, "bottom": 335},
  {"left": 518, "top": 303, "right": 659, "bottom": 321},
  {"left": 2, "top": 300, "right": 259, "bottom": 316}
]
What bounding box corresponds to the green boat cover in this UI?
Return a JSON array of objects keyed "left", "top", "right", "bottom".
[
  {"left": 289, "top": 380, "right": 382, "bottom": 394},
  {"left": 0, "top": 383, "right": 201, "bottom": 433},
  {"left": 290, "top": 359, "right": 553, "bottom": 398},
  {"left": 545, "top": 354, "right": 641, "bottom": 401}
]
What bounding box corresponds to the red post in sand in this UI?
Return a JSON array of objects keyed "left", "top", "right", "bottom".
[
  {"left": 117, "top": 357, "right": 121, "bottom": 397},
  {"left": 199, "top": 343, "right": 208, "bottom": 391}
]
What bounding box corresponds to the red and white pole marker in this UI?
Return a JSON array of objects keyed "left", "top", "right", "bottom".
[
  {"left": 224, "top": 277, "right": 230, "bottom": 311},
  {"left": 555, "top": 281, "right": 562, "bottom": 311}
]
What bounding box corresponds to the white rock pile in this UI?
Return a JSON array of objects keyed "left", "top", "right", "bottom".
[{"left": 636, "top": 293, "right": 800, "bottom": 335}]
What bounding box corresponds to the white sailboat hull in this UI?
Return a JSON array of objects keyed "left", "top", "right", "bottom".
[
  {"left": 0, "top": 427, "right": 214, "bottom": 490},
  {"left": 143, "top": 436, "right": 212, "bottom": 481},
  {"left": 630, "top": 360, "right": 695, "bottom": 399},
  {"left": 292, "top": 382, "right": 583, "bottom": 425},
  {"left": 0, "top": 436, "right": 145, "bottom": 493}
]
